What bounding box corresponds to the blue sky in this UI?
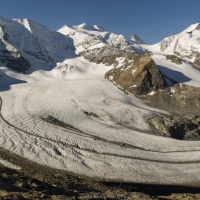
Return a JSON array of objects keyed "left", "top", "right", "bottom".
[{"left": 0, "top": 0, "right": 200, "bottom": 44}]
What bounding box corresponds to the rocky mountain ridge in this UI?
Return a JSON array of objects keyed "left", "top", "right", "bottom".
[{"left": 130, "top": 33, "right": 145, "bottom": 44}]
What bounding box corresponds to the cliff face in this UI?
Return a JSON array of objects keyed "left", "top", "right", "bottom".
[{"left": 0, "top": 25, "right": 30, "bottom": 72}]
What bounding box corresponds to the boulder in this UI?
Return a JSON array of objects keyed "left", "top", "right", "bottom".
[{"left": 105, "top": 54, "right": 168, "bottom": 95}]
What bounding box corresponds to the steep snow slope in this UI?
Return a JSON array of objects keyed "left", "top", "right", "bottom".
[
  {"left": 0, "top": 17, "right": 74, "bottom": 72},
  {"left": 159, "top": 23, "right": 200, "bottom": 57},
  {"left": 47, "top": 56, "right": 113, "bottom": 80}
]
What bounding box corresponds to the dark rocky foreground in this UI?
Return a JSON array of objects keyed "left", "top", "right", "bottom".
[{"left": 0, "top": 148, "right": 200, "bottom": 200}]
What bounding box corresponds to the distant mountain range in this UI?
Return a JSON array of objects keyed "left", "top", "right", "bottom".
[{"left": 1, "top": 15, "right": 200, "bottom": 123}]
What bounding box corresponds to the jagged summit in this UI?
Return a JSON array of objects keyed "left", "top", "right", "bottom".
[
  {"left": 158, "top": 23, "right": 200, "bottom": 43},
  {"left": 59, "top": 23, "right": 104, "bottom": 33},
  {"left": 58, "top": 22, "right": 129, "bottom": 53},
  {"left": 59, "top": 24, "right": 73, "bottom": 30},
  {"left": 73, "top": 23, "right": 96, "bottom": 31},
  {"left": 71, "top": 23, "right": 104, "bottom": 32},
  {"left": 131, "top": 33, "right": 145, "bottom": 44}
]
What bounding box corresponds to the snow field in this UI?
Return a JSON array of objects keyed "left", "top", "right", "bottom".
[{"left": 1, "top": 56, "right": 200, "bottom": 184}]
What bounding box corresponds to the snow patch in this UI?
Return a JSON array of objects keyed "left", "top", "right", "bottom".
[
  {"left": 147, "top": 91, "right": 156, "bottom": 96},
  {"left": 132, "top": 69, "right": 136, "bottom": 75},
  {"left": 0, "top": 158, "right": 21, "bottom": 170}
]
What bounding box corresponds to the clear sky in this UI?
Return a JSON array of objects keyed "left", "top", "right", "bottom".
[{"left": 0, "top": 0, "right": 200, "bottom": 44}]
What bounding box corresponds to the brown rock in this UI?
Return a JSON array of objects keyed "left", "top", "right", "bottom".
[
  {"left": 105, "top": 54, "right": 167, "bottom": 95},
  {"left": 166, "top": 55, "right": 182, "bottom": 65}
]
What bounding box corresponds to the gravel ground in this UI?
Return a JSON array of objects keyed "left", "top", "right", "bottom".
[{"left": 0, "top": 148, "right": 200, "bottom": 200}]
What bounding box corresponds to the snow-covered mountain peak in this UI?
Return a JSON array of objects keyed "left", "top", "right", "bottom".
[
  {"left": 131, "top": 34, "right": 145, "bottom": 44},
  {"left": 182, "top": 23, "right": 200, "bottom": 34},
  {"left": 71, "top": 23, "right": 104, "bottom": 32},
  {"left": 73, "top": 23, "right": 98, "bottom": 31},
  {"left": 58, "top": 22, "right": 129, "bottom": 53},
  {"left": 60, "top": 24, "right": 73, "bottom": 30},
  {"left": 152, "top": 22, "right": 200, "bottom": 61}
]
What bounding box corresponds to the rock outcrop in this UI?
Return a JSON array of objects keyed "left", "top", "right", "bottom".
[
  {"left": 149, "top": 115, "right": 200, "bottom": 140},
  {"left": 105, "top": 54, "right": 168, "bottom": 95},
  {"left": 81, "top": 46, "right": 169, "bottom": 95},
  {"left": 193, "top": 52, "right": 200, "bottom": 70},
  {"left": 166, "top": 55, "right": 182, "bottom": 65},
  {"left": 80, "top": 45, "right": 122, "bottom": 65},
  {"left": 6, "top": 57, "right": 30, "bottom": 73},
  {"left": 144, "top": 84, "right": 200, "bottom": 111}
]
